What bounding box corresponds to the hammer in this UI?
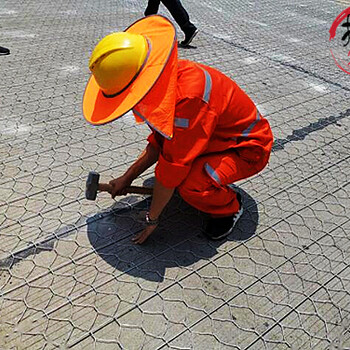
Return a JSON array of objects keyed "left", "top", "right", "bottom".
[{"left": 85, "top": 171, "right": 153, "bottom": 200}]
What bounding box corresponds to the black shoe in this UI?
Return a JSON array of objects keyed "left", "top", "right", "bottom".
[
  {"left": 180, "top": 27, "right": 198, "bottom": 46},
  {"left": 205, "top": 193, "right": 243, "bottom": 240},
  {"left": 0, "top": 46, "right": 10, "bottom": 55}
]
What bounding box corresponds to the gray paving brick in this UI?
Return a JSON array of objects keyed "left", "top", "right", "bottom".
[{"left": 1, "top": 0, "right": 350, "bottom": 349}]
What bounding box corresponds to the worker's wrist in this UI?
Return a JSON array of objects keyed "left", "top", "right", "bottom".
[
  {"left": 145, "top": 212, "right": 159, "bottom": 226},
  {"left": 120, "top": 173, "right": 133, "bottom": 185}
]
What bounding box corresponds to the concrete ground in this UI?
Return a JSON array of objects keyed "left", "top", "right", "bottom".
[{"left": 1, "top": 0, "right": 350, "bottom": 349}]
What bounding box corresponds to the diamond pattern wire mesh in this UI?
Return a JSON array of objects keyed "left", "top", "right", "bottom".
[{"left": 1, "top": 0, "right": 350, "bottom": 349}]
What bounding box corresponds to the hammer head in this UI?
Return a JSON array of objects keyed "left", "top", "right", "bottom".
[{"left": 85, "top": 171, "right": 100, "bottom": 200}]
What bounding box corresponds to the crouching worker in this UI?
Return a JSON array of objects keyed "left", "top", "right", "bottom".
[{"left": 83, "top": 15, "right": 273, "bottom": 244}]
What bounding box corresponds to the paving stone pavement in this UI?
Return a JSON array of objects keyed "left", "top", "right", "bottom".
[{"left": 1, "top": 0, "right": 350, "bottom": 349}]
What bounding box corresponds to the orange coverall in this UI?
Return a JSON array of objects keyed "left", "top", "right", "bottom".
[{"left": 147, "top": 60, "right": 273, "bottom": 216}]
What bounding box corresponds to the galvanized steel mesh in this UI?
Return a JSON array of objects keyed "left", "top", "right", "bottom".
[{"left": 0, "top": 0, "right": 350, "bottom": 349}]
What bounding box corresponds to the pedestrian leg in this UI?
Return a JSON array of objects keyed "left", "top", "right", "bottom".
[
  {"left": 144, "top": 0, "right": 161, "bottom": 16},
  {"left": 161, "top": 0, "right": 198, "bottom": 45}
]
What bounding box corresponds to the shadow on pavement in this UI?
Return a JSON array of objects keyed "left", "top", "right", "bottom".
[{"left": 87, "top": 187, "right": 258, "bottom": 282}]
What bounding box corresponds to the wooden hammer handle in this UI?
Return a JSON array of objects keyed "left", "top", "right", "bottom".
[{"left": 98, "top": 183, "right": 153, "bottom": 195}]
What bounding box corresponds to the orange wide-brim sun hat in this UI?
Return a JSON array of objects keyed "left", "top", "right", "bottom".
[{"left": 83, "top": 15, "right": 178, "bottom": 139}]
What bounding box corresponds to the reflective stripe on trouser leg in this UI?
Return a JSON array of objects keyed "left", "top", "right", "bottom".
[
  {"left": 177, "top": 155, "right": 240, "bottom": 216},
  {"left": 205, "top": 148, "right": 269, "bottom": 185}
]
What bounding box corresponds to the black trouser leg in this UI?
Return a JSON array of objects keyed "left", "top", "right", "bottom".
[
  {"left": 145, "top": 0, "right": 161, "bottom": 16},
  {"left": 161, "top": 0, "right": 196, "bottom": 33}
]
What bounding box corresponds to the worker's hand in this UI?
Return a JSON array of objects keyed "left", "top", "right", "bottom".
[
  {"left": 109, "top": 175, "right": 132, "bottom": 198},
  {"left": 132, "top": 224, "right": 158, "bottom": 244}
]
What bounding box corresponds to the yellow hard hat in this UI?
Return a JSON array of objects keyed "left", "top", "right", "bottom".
[
  {"left": 89, "top": 32, "right": 148, "bottom": 96},
  {"left": 83, "top": 15, "right": 177, "bottom": 137}
]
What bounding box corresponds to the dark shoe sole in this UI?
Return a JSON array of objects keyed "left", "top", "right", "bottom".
[
  {"left": 180, "top": 28, "right": 198, "bottom": 47},
  {"left": 206, "top": 206, "right": 244, "bottom": 240},
  {"left": 205, "top": 192, "right": 243, "bottom": 240}
]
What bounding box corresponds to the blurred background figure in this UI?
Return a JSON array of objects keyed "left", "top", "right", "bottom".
[{"left": 144, "top": 0, "right": 198, "bottom": 46}]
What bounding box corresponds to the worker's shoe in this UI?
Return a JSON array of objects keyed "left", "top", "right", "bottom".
[
  {"left": 205, "top": 193, "right": 243, "bottom": 240},
  {"left": 0, "top": 46, "right": 10, "bottom": 55},
  {"left": 180, "top": 27, "right": 198, "bottom": 47}
]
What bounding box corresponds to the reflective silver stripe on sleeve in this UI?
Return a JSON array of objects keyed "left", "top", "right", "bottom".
[
  {"left": 241, "top": 109, "right": 261, "bottom": 137},
  {"left": 174, "top": 117, "right": 189, "bottom": 128},
  {"left": 205, "top": 163, "right": 221, "bottom": 185},
  {"left": 202, "top": 69, "right": 212, "bottom": 103}
]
